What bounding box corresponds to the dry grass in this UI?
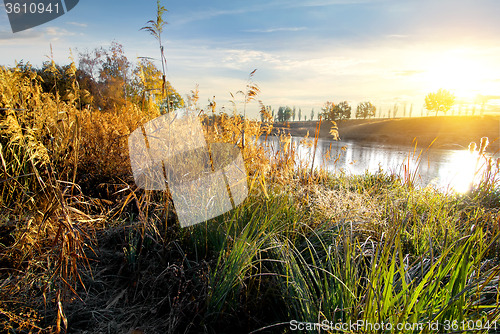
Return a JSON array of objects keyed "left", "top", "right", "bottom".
[
  {"left": 1, "top": 62, "right": 500, "bottom": 333},
  {"left": 0, "top": 63, "right": 280, "bottom": 332}
]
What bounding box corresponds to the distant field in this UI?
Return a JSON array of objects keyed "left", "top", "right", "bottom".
[{"left": 273, "top": 115, "right": 500, "bottom": 152}]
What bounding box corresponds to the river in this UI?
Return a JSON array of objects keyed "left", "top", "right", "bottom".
[{"left": 260, "top": 136, "right": 500, "bottom": 193}]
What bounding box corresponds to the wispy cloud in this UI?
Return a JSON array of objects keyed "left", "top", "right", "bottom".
[
  {"left": 386, "top": 34, "right": 409, "bottom": 38},
  {"left": 67, "top": 22, "right": 87, "bottom": 27},
  {"left": 394, "top": 70, "right": 425, "bottom": 76},
  {"left": 243, "top": 27, "right": 307, "bottom": 33},
  {"left": 42, "top": 27, "right": 74, "bottom": 42},
  {"left": 477, "top": 94, "right": 500, "bottom": 103},
  {"left": 173, "top": 6, "right": 265, "bottom": 25},
  {"left": 220, "top": 48, "right": 376, "bottom": 75},
  {"left": 0, "top": 29, "right": 43, "bottom": 41},
  {"left": 281, "top": 0, "right": 378, "bottom": 8},
  {"left": 45, "top": 27, "right": 74, "bottom": 36}
]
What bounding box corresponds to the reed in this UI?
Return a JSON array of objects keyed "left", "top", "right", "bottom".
[{"left": 1, "top": 60, "right": 499, "bottom": 333}]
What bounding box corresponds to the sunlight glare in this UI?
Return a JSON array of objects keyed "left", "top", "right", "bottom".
[
  {"left": 424, "top": 53, "right": 498, "bottom": 99},
  {"left": 439, "top": 150, "right": 481, "bottom": 193}
]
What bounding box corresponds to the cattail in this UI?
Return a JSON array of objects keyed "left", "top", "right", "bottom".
[
  {"left": 486, "top": 157, "right": 492, "bottom": 173},
  {"left": 479, "top": 137, "right": 489, "bottom": 155},
  {"left": 468, "top": 142, "right": 476, "bottom": 154}
]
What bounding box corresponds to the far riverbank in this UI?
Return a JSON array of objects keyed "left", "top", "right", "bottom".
[{"left": 270, "top": 115, "right": 500, "bottom": 152}]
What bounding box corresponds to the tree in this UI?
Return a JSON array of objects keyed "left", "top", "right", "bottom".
[
  {"left": 480, "top": 102, "right": 486, "bottom": 116},
  {"left": 322, "top": 101, "right": 351, "bottom": 121},
  {"left": 425, "top": 88, "right": 456, "bottom": 116},
  {"left": 77, "top": 42, "right": 184, "bottom": 112},
  {"left": 392, "top": 103, "right": 398, "bottom": 118},
  {"left": 310, "top": 108, "right": 314, "bottom": 121},
  {"left": 78, "top": 41, "right": 132, "bottom": 110},
  {"left": 284, "top": 106, "right": 292, "bottom": 121},
  {"left": 321, "top": 101, "right": 335, "bottom": 120},
  {"left": 298, "top": 108, "right": 302, "bottom": 121},
  {"left": 277, "top": 106, "right": 284, "bottom": 122},
  {"left": 131, "top": 57, "right": 162, "bottom": 109},
  {"left": 292, "top": 106, "right": 296, "bottom": 121},
  {"left": 100, "top": 41, "right": 132, "bottom": 107},
  {"left": 356, "top": 102, "right": 376, "bottom": 119},
  {"left": 336, "top": 101, "right": 352, "bottom": 120},
  {"left": 77, "top": 46, "right": 105, "bottom": 107},
  {"left": 158, "top": 81, "right": 184, "bottom": 112},
  {"left": 276, "top": 106, "right": 293, "bottom": 122}
]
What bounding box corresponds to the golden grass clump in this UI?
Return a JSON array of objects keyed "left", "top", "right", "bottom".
[{"left": 0, "top": 63, "right": 105, "bottom": 332}]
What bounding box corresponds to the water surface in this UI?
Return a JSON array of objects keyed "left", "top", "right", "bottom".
[{"left": 261, "top": 136, "right": 499, "bottom": 193}]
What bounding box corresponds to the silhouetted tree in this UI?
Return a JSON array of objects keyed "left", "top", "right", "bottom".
[
  {"left": 356, "top": 102, "right": 376, "bottom": 119},
  {"left": 323, "top": 101, "right": 351, "bottom": 121},
  {"left": 425, "top": 88, "right": 455, "bottom": 116}
]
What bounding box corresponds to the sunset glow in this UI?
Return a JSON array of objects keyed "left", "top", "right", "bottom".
[
  {"left": 423, "top": 52, "right": 499, "bottom": 99},
  {"left": 1, "top": 1, "right": 500, "bottom": 117}
]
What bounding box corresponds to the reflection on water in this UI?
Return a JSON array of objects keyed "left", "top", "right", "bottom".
[{"left": 262, "top": 136, "right": 499, "bottom": 193}]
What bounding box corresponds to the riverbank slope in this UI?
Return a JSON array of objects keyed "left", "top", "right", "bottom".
[{"left": 271, "top": 115, "right": 500, "bottom": 152}]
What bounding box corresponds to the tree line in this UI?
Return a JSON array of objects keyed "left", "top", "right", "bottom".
[
  {"left": 268, "top": 101, "right": 377, "bottom": 122},
  {"left": 268, "top": 88, "right": 486, "bottom": 123},
  {"left": 7, "top": 41, "right": 185, "bottom": 114}
]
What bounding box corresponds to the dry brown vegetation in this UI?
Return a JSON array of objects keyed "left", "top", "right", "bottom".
[
  {"left": 0, "top": 62, "right": 280, "bottom": 332},
  {"left": 1, "top": 61, "right": 500, "bottom": 334}
]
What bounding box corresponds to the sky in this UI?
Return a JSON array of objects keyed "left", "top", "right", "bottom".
[{"left": 1, "top": 0, "right": 500, "bottom": 119}]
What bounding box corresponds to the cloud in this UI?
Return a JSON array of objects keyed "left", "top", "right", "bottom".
[
  {"left": 386, "top": 34, "right": 409, "bottom": 38},
  {"left": 0, "top": 29, "right": 43, "bottom": 41},
  {"left": 221, "top": 49, "right": 280, "bottom": 68},
  {"left": 476, "top": 94, "right": 500, "bottom": 104},
  {"left": 281, "top": 0, "right": 379, "bottom": 8},
  {"left": 394, "top": 70, "right": 425, "bottom": 76},
  {"left": 45, "top": 27, "right": 74, "bottom": 36},
  {"left": 219, "top": 48, "right": 377, "bottom": 76},
  {"left": 174, "top": 0, "right": 377, "bottom": 25},
  {"left": 243, "top": 27, "right": 307, "bottom": 33},
  {"left": 174, "top": 6, "right": 264, "bottom": 25},
  {"left": 66, "top": 22, "right": 87, "bottom": 27},
  {"left": 274, "top": 56, "right": 377, "bottom": 74}
]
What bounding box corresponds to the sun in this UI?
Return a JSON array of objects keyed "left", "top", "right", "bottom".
[{"left": 423, "top": 53, "right": 497, "bottom": 99}]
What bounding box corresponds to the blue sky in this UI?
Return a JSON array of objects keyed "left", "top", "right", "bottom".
[{"left": 1, "top": 0, "right": 500, "bottom": 119}]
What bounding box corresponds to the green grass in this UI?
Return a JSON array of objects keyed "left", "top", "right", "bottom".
[
  {"left": 1, "top": 63, "right": 500, "bottom": 333},
  {"left": 250, "top": 178, "right": 497, "bottom": 332},
  {"left": 139, "top": 171, "right": 499, "bottom": 333}
]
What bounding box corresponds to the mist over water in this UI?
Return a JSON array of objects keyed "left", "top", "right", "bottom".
[{"left": 262, "top": 136, "right": 500, "bottom": 193}]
